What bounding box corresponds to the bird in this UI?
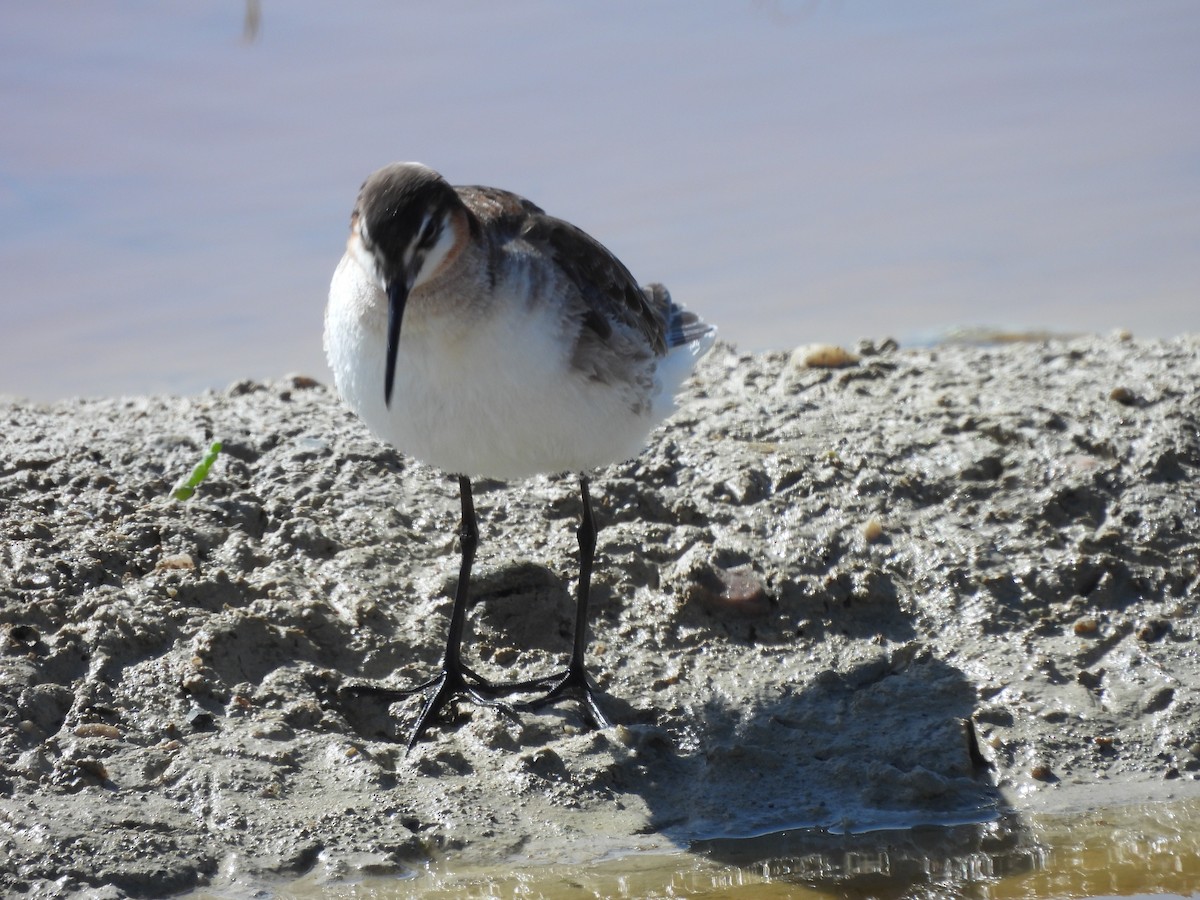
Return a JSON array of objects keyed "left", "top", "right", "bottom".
[{"left": 324, "top": 162, "right": 715, "bottom": 748}]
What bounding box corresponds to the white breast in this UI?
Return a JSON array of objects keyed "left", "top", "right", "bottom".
[{"left": 324, "top": 253, "right": 674, "bottom": 480}]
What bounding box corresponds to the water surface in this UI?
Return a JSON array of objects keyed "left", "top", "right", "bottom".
[
  {"left": 196, "top": 798, "right": 1200, "bottom": 898},
  {"left": 3, "top": 2, "right": 1198, "bottom": 400}
]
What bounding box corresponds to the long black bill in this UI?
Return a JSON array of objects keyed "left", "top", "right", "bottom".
[{"left": 384, "top": 281, "right": 408, "bottom": 408}]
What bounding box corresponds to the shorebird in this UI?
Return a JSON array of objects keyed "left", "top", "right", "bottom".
[{"left": 324, "top": 162, "right": 715, "bottom": 748}]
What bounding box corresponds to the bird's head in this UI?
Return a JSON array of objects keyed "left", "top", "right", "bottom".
[{"left": 348, "top": 162, "right": 467, "bottom": 407}]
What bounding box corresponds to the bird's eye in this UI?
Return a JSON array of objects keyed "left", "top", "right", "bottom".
[{"left": 418, "top": 215, "right": 440, "bottom": 247}]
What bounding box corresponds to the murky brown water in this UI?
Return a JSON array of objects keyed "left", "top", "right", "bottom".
[{"left": 193, "top": 799, "right": 1200, "bottom": 898}]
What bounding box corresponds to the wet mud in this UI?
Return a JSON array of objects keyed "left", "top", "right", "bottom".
[{"left": 1, "top": 335, "right": 1198, "bottom": 896}]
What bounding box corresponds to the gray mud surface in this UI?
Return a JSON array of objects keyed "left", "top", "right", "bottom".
[{"left": 2, "top": 335, "right": 1199, "bottom": 897}]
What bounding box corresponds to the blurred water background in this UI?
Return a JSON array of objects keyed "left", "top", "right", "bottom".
[{"left": 2, "top": 1, "right": 1198, "bottom": 401}]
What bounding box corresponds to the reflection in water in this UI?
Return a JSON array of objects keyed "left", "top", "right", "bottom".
[
  {"left": 696, "top": 801, "right": 1200, "bottom": 898},
  {"left": 219, "top": 798, "right": 1200, "bottom": 898},
  {"left": 695, "top": 815, "right": 1041, "bottom": 897}
]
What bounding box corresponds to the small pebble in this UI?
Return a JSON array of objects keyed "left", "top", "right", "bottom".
[
  {"left": 613, "top": 725, "right": 636, "bottom": 747},
  {"left": 1109, "top": 386, "right": 1136, "bottom": 405},
  {"left": 862, "top": 518, "right": 885, "bottom": 543},
  {"left": 689, "top": 565, "right": 772, "bottom": 618},
  {"left": 157, "top": 553, "right": 196, "bottom": 571},
  {"left": 1136, "top": 619, "right": 1169, "bottom": 642},
  {"left": 789, "top": 343, "right": 860, "bottom": 370},
  {"left": 73, "top": 723, "right": 120, "bottom": 740},
  {"left": 1073, "top": 617, "right": 1099, "bottom": 636},
  {"left": 1031, "top": 764, "right": 1053, "bottom": 781},
  {"left": 651, "top": 670, "right": 682, "bottom": 690}
]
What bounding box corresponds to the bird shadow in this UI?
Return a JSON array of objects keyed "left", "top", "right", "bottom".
[{"left": 616, "top": 651, "right": 1024, "bottom": 897}]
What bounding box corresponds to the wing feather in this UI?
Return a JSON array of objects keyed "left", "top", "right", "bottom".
[{"left": 456, "top": 185, "right": 666, "bottom": 355}]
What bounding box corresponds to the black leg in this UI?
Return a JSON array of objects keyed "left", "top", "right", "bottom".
[
  {"left": 398, "top": 475, "right": 482, "bottom": 747},
  {"left": 516, "top": 475, "right": 612, "bottom": 728},
  {"left": 344, "top": 476, "right": 515, "bottom": 750}
]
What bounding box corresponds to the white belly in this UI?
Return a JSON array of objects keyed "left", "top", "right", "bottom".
[{"left": 324, "top": 254, "right": 663, "bottom": 480}]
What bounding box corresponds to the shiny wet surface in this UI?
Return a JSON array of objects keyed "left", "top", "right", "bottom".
[{"left": 195, "top": 799, "right": 1200, "bottom": 898}]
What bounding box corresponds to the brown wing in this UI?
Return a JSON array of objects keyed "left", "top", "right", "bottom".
[
  {"left": 455, "top": 185, "right": 545, "bottom": 232},
  {"left": 456, "top": 185, "right": 667, "bottom": 355}
]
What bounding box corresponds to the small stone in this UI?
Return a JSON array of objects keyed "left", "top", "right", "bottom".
[
  {"left": 1073, "top": 617, "right": 1099, "bottom": 636},
  {"left": 157, "top": 553, "right": 196, "bottom": 571},
  {"left": 1109, "top": 386, "right": 1137, "bottom": 405},
  {"left": 523, "top": 747, "right": 567, "bottom": 781},
  {"left": 862, "top": 518, "right": 885, "bottom": 544},
  {"left": 1136, "top": 619, "right": 1169, "bottom": 642},
  {"left": 73, "top": 723, "right": 120, "bottom": 740},
  {"left": 1030, "top": 764, "right": 1053, "bottom": 781},
  {"left": 651, "top": 670, "right": 682, "bottom": 690},
  {"left": 792, "top": 344, "right": 861, "bottom": 369},
  {"left": 687, "top": 564, "right": 772, "bottom": 618}
]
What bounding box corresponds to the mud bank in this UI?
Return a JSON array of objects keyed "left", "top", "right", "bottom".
[{"left": 2, "top": 335, "right": 1198, "bottom": 897}]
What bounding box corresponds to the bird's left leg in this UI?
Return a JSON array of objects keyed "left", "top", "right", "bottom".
[{"left": 513, "top": 475, "right": 613, "bottom": 728}]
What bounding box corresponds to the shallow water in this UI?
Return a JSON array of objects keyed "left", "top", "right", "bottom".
[
  {"left": 3, "top": 2, "right": 1200, "bottom": 401},
  {"left": 196, "top": 799, "right": 1200, "bottom": 899}
]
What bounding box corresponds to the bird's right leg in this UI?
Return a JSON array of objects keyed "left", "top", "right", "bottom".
[{"left": 342, "top": 475, "right": 514, "bottom": 750}]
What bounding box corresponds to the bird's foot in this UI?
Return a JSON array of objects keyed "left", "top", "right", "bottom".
[
  {"left": 342, "top": 665, "right": 517, "bottom": 750},
  {"left": 512, "top": 664, "right": 613, "bottom": 731}
]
